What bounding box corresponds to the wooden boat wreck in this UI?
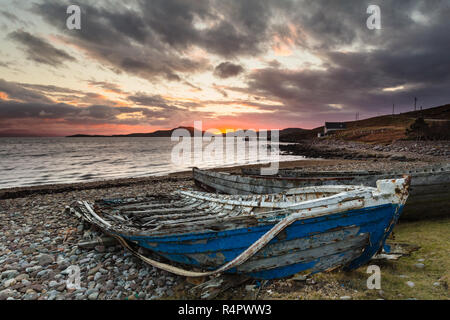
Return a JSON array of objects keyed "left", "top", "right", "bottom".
[
  {"left": 67, "top": 177, "right": 410, "bottom": 279},
  {"left": 193, "top": 164, "right": 450, "bottom": 220}
]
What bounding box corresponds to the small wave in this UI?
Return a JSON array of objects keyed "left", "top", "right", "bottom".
[
  {"left": 107, "top": 159, "right": 129, "bottom": 165},
  {"left": 81, "top": 159, "right": 108, "bottom": 165},
  {"left": 33, "top": 166, "right": 48, "bottom": 170},
  {"left": 29, "top": 153, "right": 49, "bottom": 158},
  {"left": 146, "top": 163, "right": 166, "bottom": 167},
  {"left": 80, "top": 173, "right": 96, "bottom": 180}
]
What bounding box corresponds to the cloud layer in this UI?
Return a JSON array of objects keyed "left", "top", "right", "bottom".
[
  {"left": 8, "top": 30, "right": 76, "bottom": 66},
  {"left": 0, "top": 0, "right": 449, "bottom": 135}
]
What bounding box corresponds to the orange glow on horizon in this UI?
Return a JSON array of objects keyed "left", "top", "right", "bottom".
[
  {"left": 1, "top": 115, "right": 313, "bottom": 137},
  {"left": 0, "top": 91, "right": 9, "bottom": 100}
]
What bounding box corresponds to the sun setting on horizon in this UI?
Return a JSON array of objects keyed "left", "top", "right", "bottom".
[{"left": 1, "top": 1, "right": 450, "bottom": 136}]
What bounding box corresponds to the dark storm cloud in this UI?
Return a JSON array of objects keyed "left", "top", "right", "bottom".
[
  {"left": 0, "top": 78, "right": 54, "bottom": 104},
  {"left": 0, "top": 98, "right": 178, "bottom": 126},
  {"left": 138, "top": 0, "right": 211, "bottom": 49},
  {"left": 214, "top": 62, "right": 244, "bottom": 79},
  {"left": 0, "top": 100, "right": 78, "bottom": 119},
  {"left": 19, "top": 83, "right": 84, "bottom": 95},
  {"left": 245, "top": 54, "right": 450, "bottom": 118},
  {"left": 4, "top": 0, "right": 449, "bottom": 126},
  {"left": 8, "top": 30, "right": 76, "bottom": 66},
  {"left": 127, "top": 92, "right": 218, "bottom": 120},
  {"left": 238, "top": 0, "right": 450, "bottom": 118},
  {"left": 0, "top": 79, "right": 210, "bottom": 128},
  {"left": 127, "top": 93, "right": 176, "bottom": 109},
  {"left": 138, "top": 0, "right": 275, "bottom": 57},
  {"left": 30, "top": 1, "right": 206, "bottom": 81},
  {"left": 32, "top": 0, "right": 208, "bottom": 81},
  {"left": 0, "top": 80, "right": 127, "bottom": 108},
  {"left": 277, "top": 0, "right": 431, "bottom": 51},
  {"left": 31, "top": 0, "right": 282, "bottom": 81}
]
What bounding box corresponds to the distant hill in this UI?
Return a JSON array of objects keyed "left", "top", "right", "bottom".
[
  {"left": 115, "top": 126, "right": 204, "bottom": 137},
  {"left": 67, "top": 126, "right": 203, "bottom": 138},
  {"left": 278, "top": 128, "right": 314, "bottom": 142},
  {"left": 67, "top": 127, "right": 314, "bottom": 141},
  {"left": 314, "top": 104, "right": 450, "bottom": 143}
]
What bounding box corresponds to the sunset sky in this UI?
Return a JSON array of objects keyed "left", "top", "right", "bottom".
[{"left": 1, "top": 0, "right": 449, "bottom": 136}]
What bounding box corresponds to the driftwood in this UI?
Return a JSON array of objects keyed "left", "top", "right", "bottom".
[
  {"left": 77, "top": 237, "right": 117, "bottom": 249},
  {"left": 371, "top": 242, "right": 420, "bottom": 261},
  {"left": 189, "top": 274, "right": 250, "bottom": 299}
]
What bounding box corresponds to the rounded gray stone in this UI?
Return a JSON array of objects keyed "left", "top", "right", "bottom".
[{"left": 88, "top": 291, "right": 99, "bottom": 300}]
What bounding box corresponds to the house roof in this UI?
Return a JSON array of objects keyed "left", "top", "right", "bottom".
[{"left": 325, "top": 122, "right": 346, "bottom": 129}]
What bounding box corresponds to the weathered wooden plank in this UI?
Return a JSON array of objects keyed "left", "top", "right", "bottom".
[
  {"left": 77, "top": 237, "right": 117, "bottom": 249},
  {"left": 77, "top": 186, "right": 375, "bottom": 237},
  {"left": 243, "top": 163, "right": 450, "bottom": 179},
  {"left": 189, "top": 274, "right": 250, "bottom": 299},
  {"left": 235, "top": 234, "right": 367, "bottom": 273},
  {"left": 184, "top": 226, "right": 364, "bottom": 266}
]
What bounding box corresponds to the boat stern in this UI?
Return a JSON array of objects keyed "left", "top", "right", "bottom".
[{"left": 344, "top": 175, "right": 411, "bottom": 271}]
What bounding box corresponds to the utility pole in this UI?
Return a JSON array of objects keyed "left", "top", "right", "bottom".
[{"left": 414, "top": 97, "right": 417, "bottom": 111}]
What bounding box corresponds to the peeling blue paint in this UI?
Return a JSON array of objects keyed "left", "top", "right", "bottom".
[{"left": 117, "top": 203, "right": 404, "bottom": 279}]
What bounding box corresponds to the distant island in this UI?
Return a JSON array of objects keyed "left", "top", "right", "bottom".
[
  {"left": 66, "top": 127, "right": 310, "bottom": 139},
  {"left": 67, "top": 127, "right": 202, "bottom": 138}
]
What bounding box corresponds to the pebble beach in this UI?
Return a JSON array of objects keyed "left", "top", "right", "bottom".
[{"left": 1, "top": 142, "right": 449, "bottom": 300}]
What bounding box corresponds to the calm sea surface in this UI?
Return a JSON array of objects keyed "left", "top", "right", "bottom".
[{"left": 0, "top": 137, "right": 304, "bottom": 189}]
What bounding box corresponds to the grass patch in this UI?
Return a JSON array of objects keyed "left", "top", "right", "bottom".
[
  {"left": 374, "top": 217, "right": 450, "bottom": 299},
  {"left": 253, "top": 217, "right": 450, "bottom": 300}
]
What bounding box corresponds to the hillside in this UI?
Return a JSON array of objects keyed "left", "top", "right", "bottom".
[{"left": 315, "top": 104, "right": 450, "bottom": 144}]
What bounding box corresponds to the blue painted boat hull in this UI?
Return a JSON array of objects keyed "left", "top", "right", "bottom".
[{"left": 121, "top": 203, "right": 404, "bottom": 279}]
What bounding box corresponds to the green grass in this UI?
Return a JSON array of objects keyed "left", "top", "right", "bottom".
[
  {"left": 371, "top": 217, "right": 450, "bottom": 300},
  {"left": 255, "top": 217, "right": 450, "bottom": 300}
]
